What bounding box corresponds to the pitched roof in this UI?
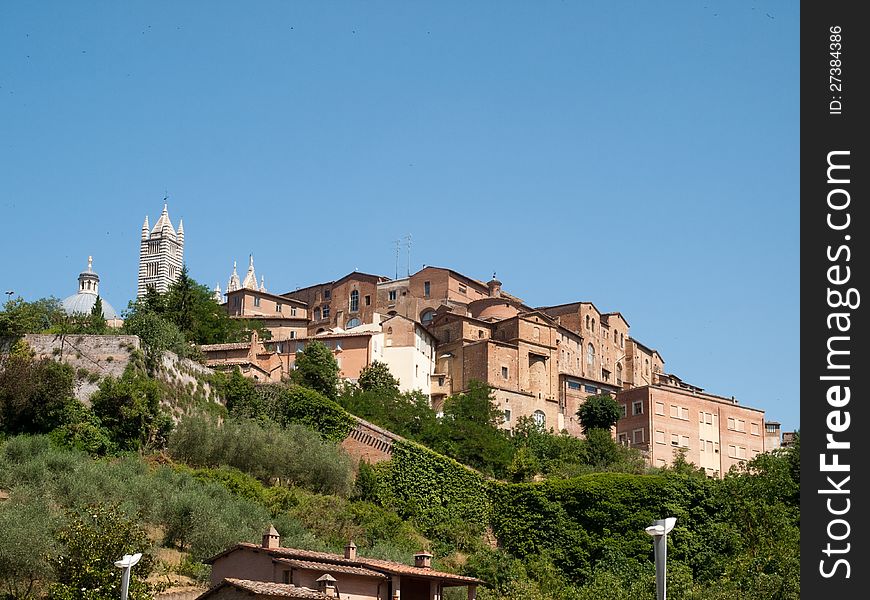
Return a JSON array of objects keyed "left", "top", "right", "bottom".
[
  {"left": 199, "top": 579, "right": 325, "bottom": 600},
  {"left": 273, "top": 558, "right": 388, "bottom": 579},
  {"left": 200, "top": 342, "right": 251, "bottom": 351},
  {"left": 206, "top": 543, "right": 483, "bottom": 585}
]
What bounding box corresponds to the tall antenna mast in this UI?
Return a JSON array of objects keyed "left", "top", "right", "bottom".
[
  {"left": 405, "top": 234, "right": 412, "bottom": 277},
  {"left": 394, "top": 239, "right": 401, "bottom": 280}
]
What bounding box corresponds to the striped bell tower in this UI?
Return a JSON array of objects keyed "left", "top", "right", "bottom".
[{"left": 137, "top": 202, "right": 184, "bottom": 297}]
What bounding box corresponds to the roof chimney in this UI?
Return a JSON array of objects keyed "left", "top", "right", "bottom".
[
  {"left": 414, "top": 551, "right": 433, "bottom": 570},
  {"left": 262, "top": 525, "right": 280, "bottom": 549},
  {"left": 316, "top": 574, "right": 337, "bottom": 597},
  {"left": 344, "top": 541, "right": 357, "bottom": 560},
  {"left": 487, "top": 275, "right": 502, "bottom": 298}
]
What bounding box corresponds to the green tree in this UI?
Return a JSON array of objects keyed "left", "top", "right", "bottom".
[
  {"left": 48, "top": 504, "right": 156, "bottom": 600},
  {"left": 0, "top": 297, "right": 65, "bottom": 339},
  {"left": 121, "top": 302, "right": 188, "bottom": 373},
  {"left": 576, "top": 394, "right": 620, "bottom": 433},
  {"left": 88, "top": 296, "right": 108, "bottom": 334},
  {"left": 358, "top": 361, "right": 400, "bottom": 394},
  {"left": 0, "top": 353, "right": 78, "bottom": 436},
  {"left": 425, "top": 380, "right": 514, "bottom": 477},
  {"left": 90, "top": 366, "right": 173, "bottom": 451},
  {"left": 0, "top": 498, "right": 60, "bottom": 600},
  {"left": 291, "top": 340, "right": 340, "bottom": 400}
]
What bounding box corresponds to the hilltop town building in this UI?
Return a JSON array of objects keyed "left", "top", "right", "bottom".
[
  {"left": 199, "top": 259, "right": 775, "bottom": 476},
  {"left": 616, "top": 373, "right": 767, "bottom": 477},
  {"left": 138, "top": 203, "right": 184, "bottom": 297}
]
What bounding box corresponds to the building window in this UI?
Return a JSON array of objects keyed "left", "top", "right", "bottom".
[
  {"left": 655, "top": 402, "right": 665, "bottom": 415},
  {"left": 584, "top": 384, "right": 597, "bottom": 394},
  {"left": 533, "top": 410, "right": 546, "bottom": 427},
  {"left": 365, "top": 294, "right": 371, "bottom": 306},
  {"left": 680, "top": 435, "right": 690, "bottom": 448},
  {"left": 591, "top": 318, "right": 596, "bottom": 332},
  {"left": 350, "top": 290, "right": 359, "bottom": 312},
  {"left": 620, "top": 404, "right": 627, "bottom": 418},
  {"left": 504, "top": 409, "right": 511, "bottom": 423},
  {"left": 766, "top": 423, "right": 777, "bottom": 433},
  {"left": 276, "top": 303, "right": 282, "bottom": 313},
  {"left": 421, "top": 309, "right": 436, "bottom": 325},
  {"left": 424, "top": 281, "right": 431, "bottom": 298},
  {"left": 618, "top": 433, "right": 629, "bottom": 446},
  {"left": 346, "top": 317, "right": 361, "bottom": 329},
  {"left": 291, "top": 306, "right": 297, "bottom": 316},
  {"left": 388, "top": 290, "right": 397, "bottom": 302},
  {"left": 459, "top": 285, "right": 467, "bottom": 294},
  {"left": 479, "top": 329, "right": 485, "bottom": 338},
  {"left": 632, "top": 429, "right": 644, "bottom": 444},
  {"left": 314, "top": 308, "right": 321, "bottom": 321},
  {"left": 323, "top": 289, "right": 331, "bottom": 300},
  {"left": 290, "top": 331, "right": 296, "bottom": 339},
  {"left": 671, "top": 434, "right": 680, "bottom": 446},
  {"left": 322, "top": 304, "right": 330, "bottom": 318},
  {"left": 254, "top": 296, "right": 261, "bottom": 307},
  {"left": 568, "top": 381, "right": 581, "bottom": 390},
  {"left": 501, "top": 366, "right": 509, "bottom": 379},
  {"left": 587, "top": 343, "right": 595, "bottom": 366},
  {"left": 585, "top": 315, "right": 590, "bottom": 330},
  {"left": 670, "top": 405, "right": 689, "bottom": 420},
  {"left": 751, "top": 423, "right": 760, "bottom": 436},
  {"left": 632, "top": 401, "right": 643, "bottom": 415},
  {"left": 655, "top": 430, "right": 666, "bottom": 444}
]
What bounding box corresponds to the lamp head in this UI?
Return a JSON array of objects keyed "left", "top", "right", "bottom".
[{"left": 114, "top": 553, "right": 143, "bottom": 569}]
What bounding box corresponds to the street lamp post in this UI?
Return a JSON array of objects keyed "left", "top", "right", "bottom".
[
  {"left": 645, "top": 517, "right": 676, "bottom": 600},
  {"left": 114, "top": 553, "right": 142, "bottom": 600}
]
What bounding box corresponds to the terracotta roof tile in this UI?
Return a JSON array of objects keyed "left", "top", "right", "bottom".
[
  {"left": 199, "top": 579, "right": 325, "bottom": 600},
  {"left": 273, "top": 558, "right": 387, "bottom": 579},
  {"left": 200, "top": 342, "right": 251, "bottom": 351},
  {"left": 220, "top": 543, "right": 482, "bottom": 585}
]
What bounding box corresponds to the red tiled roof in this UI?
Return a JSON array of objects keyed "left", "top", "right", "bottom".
[
  {"left": 273, "top": 558, "right": 387, "bottom": 579},
  {"left": 207, "top": 543, "right": 482, "bottom": 585},
  {"left": 200, "top": 342, "right": 251, "bottom": 351},
  {"left": 199, "top": 579, "right": 325, "bottom": 599}
]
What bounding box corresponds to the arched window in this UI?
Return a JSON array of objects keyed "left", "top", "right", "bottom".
[
  {"left": 585, "top": 315, "right": 590, "bottom": 330},
  {"left": 533, "top": 410, "right": 546, "bottom": 427},
  {"left": 350, "top": 290, "right": 359, "bottom": 312},
  {"left": 616, "top": 363, "right": 623, "bottom": 384},
  {"left": 346, "top": 317, "right": 361, "bottom": 329},
  {"left": 645, "top": 358, "right": 650, "bottom": 375},
  {"left": 421, "top": 309, "right": 436, "bottom": 325},
  {"left": 314, "top": 308, "right": 321, "bottom": 321},
  {"left": 591, "top": 318, "right": 596, "bottom": 332},
  {"left": 587, "top": 343, "right": 595, "bottom": 366}
]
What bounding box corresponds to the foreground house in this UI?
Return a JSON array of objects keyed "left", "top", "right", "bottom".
[{"left": 203, "top": 528, "right": 482, "bottom": 600}]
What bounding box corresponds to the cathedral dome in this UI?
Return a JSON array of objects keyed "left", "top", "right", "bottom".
[{"left": 61, "top": 256, "right": 120, "bottom": 320}]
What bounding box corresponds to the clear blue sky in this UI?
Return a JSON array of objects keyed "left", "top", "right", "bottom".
[{"left": 0, "top": 2, "right": 799, "bottom": 431}]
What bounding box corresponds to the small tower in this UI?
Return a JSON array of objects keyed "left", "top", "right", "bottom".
[
  {"left": 227, "top": 261, "right": 241, "bottom": 293},
  {"left": 259, "top": 275, "right": 266, "bottom": 293},
  {"left": 414, "top": 551, "right": 433, "bottom": 569},
  {"left": 344, "top": 540, "right": 357, "bottom": 560},
  {"left": 262, "top": 525, "right": 280, "bottom": 549},
  {"left": 213, "top": 283, "right": 223, "bottom": 304},
  {"left": 78, "top": 256, "right": 100, "bottom": 295},
  {"left": 137, "top": 202, "right": 184, "bottom": 297},
  {"left": 316, "top": 574, "right": 337, "bottom": 597},
  {"left": 242, "top": 254, "right": 258, "bottom": 290}
]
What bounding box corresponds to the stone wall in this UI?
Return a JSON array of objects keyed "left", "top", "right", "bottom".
[
  {"left": 20, "top": 334, "right": 223, "bottom": 415},
  {"left": 341, "top": 416, "right": 406, "bottom": 464}
]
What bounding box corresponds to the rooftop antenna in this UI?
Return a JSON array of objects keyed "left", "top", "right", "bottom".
[
  {"left": 394, "top": 239, "right": 401, "bottom": 280},
  {"left": 405, "top": 233, "right": 412, "bottom": 277}
]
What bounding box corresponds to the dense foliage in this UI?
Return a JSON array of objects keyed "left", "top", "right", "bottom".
[{"left": 290, "top": 340, "right": 340, "bottom": 400}]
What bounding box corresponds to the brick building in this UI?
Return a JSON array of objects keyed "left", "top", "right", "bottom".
[
  {"left": 204, "top": 528, "right": 482, "bottom": 600},
  {"left": 616, "top": 373, "right": 766, "bottom": 477}
]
